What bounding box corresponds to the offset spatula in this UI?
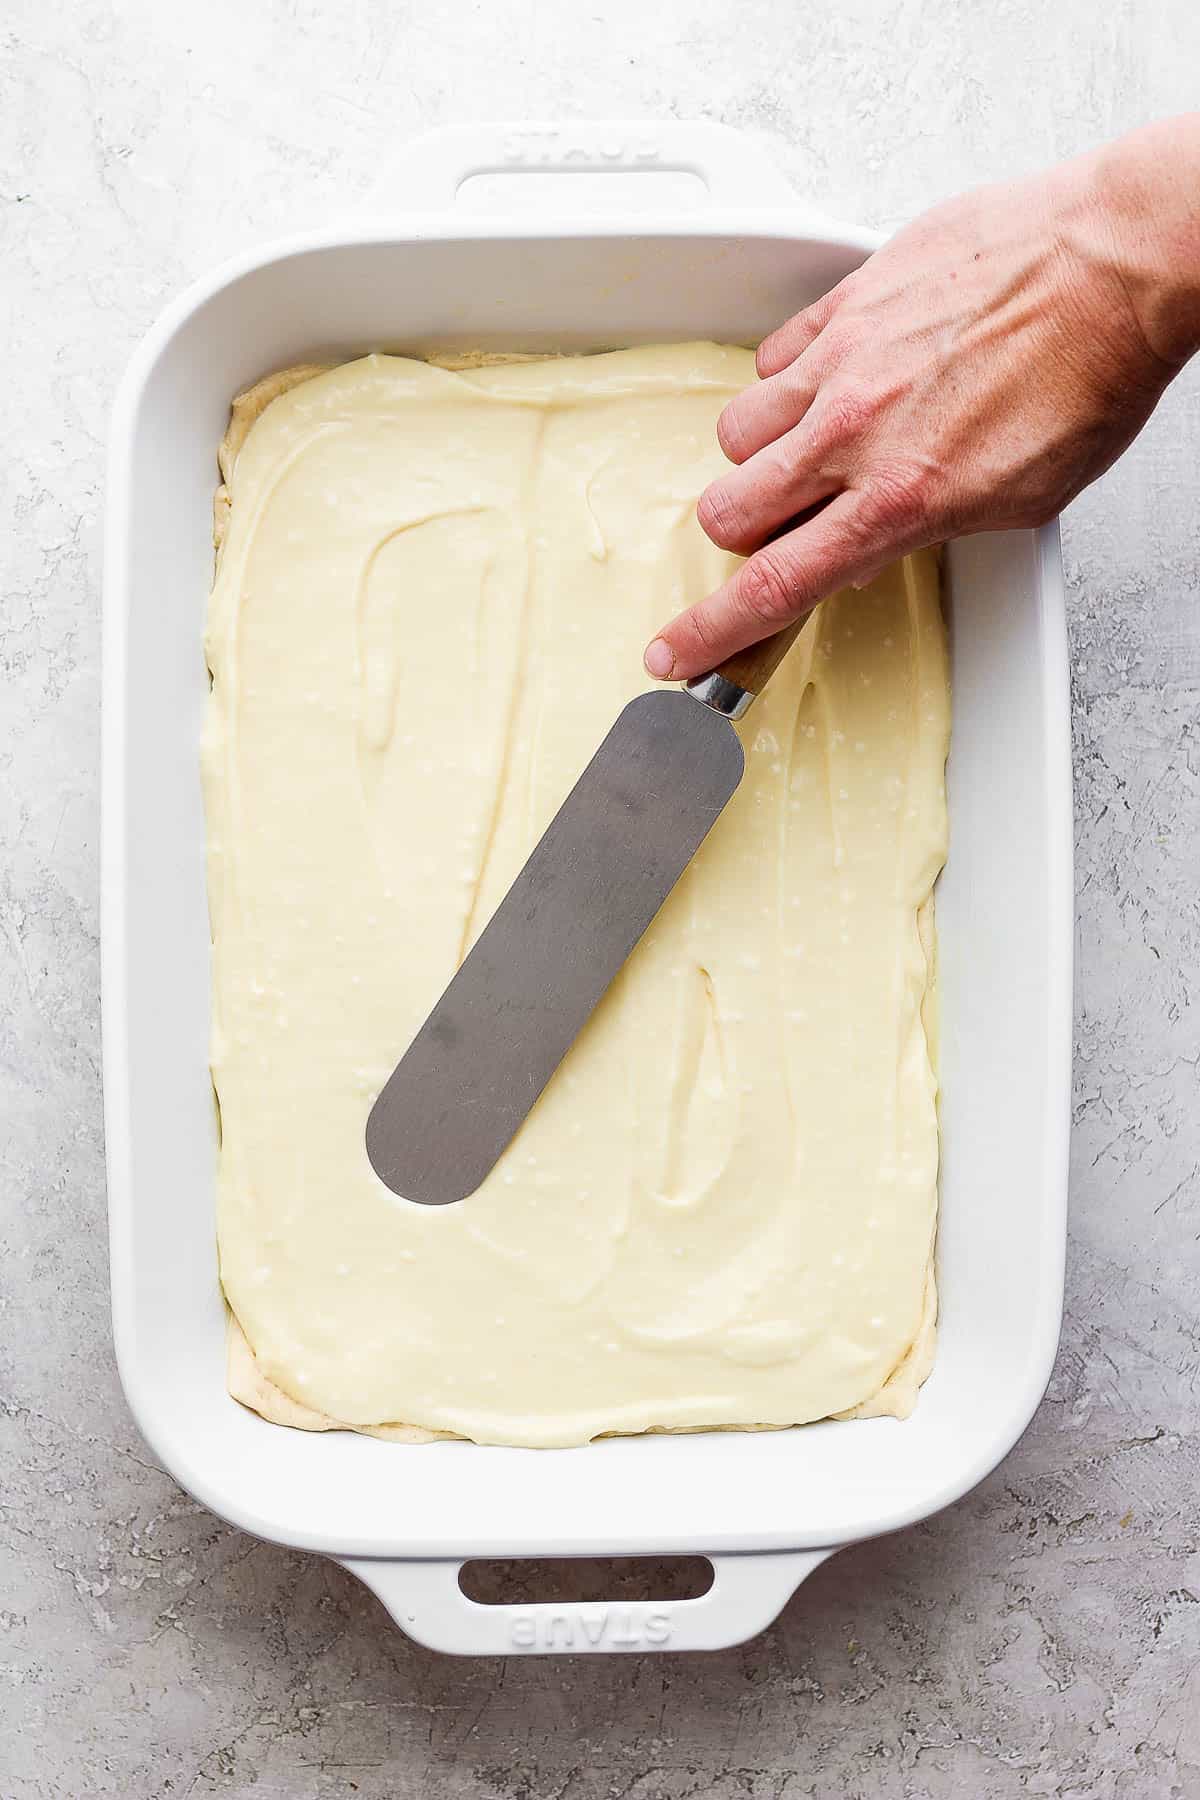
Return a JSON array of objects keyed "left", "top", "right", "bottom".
[{"left": 366, "top": 621, "right": 804, "bottom": 1204}]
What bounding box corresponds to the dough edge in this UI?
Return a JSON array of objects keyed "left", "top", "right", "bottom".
[{"left": 214, "top": 356, "right": 941, "bottom": 1447}]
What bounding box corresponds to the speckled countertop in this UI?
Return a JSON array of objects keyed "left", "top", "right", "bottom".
[{"left": 4, "top": 2, "right": 1200, "bottom": 1796}]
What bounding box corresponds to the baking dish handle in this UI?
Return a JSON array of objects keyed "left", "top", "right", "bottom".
[
  {"left": 339, "top": 1547, "right": 835, "bottom": 1655},
  {"left": 358, "top": 119, "right": 809, "bottom": 215}
]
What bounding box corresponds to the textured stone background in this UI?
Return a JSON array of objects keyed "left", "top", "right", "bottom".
[{"left": 4, "top": 1, "right": 1200, "bottom": 1795}]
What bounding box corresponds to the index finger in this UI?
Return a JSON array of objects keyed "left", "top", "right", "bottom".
[{"left": 644, "top": 491, "right": 890, "bottom": 682}]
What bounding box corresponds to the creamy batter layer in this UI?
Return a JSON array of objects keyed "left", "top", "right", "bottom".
[{"left": 204, "top": 345, "right": 950, "bottom": 1450}]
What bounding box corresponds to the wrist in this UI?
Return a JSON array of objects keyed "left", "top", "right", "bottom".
[{"left": 1088, "top": 116, "right": 1200, "bottom": 370}]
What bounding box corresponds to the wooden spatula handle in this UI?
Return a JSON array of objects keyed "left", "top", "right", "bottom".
[{"left": 711, "top": 616, "right": 806, "bottom": 700}]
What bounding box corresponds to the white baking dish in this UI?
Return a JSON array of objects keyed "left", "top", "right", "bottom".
[{"left": 103, "top": 122, "right": 1072, "bottom": 1655}]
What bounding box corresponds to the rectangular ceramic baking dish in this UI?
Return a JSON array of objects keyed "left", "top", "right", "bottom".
[{"left": 103, "top": 121, "right": 1072, "bottom": 1656}]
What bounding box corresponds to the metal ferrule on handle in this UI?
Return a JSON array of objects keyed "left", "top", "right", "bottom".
[
  {"left": 685, "top": 615, "right": 808, "bottom": 721},
  {"left": 685, "top": 671, "right": 754, "bottom": 719}
]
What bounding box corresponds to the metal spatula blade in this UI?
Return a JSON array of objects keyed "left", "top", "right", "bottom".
[
  {"left": 366, "top": 621, "right": 804, "bottom": 1204},
  {"left": 365, "top": 690, "right": 741, "bottom": 1205}
]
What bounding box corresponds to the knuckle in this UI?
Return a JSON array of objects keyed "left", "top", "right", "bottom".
[
  {"left": 775, "top": 361, "right": 815, "bottom": 416},
  {"left": 782, "top": 354, "right": 815, "bottom": 392},
  {"left": 811, "top": 320, "right": 853, "bottom": 369},
  {"left": 696, "top": 483, "right": 748, "bottom": 548},
  {"left": 690, "top": 608, "right": 717, "bottom": 653},
  {"left": 680, "top": 603, "right": 717, "bottom": 660},
  {"left": 737, "top": 550, "right": 799, "bottom": 628},
  {"left": 858, "top": 460, "right": 935, "bottom": 534},
  {"left": 819, "top": 380, "right": 879, "bottom": 444}
]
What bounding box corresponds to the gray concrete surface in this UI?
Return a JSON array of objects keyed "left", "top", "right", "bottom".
[{"left": 4, "top": 1, "right": 1200, "bottom": 1795}]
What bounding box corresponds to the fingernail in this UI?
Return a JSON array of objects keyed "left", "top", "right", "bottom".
[{"left": 644, "top": 639, "right": 676, "bottom": 679}]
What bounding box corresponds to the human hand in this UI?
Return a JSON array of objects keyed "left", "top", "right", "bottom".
[{"left": 644, "top": 119, "right": 1200, "bottom": 681}]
